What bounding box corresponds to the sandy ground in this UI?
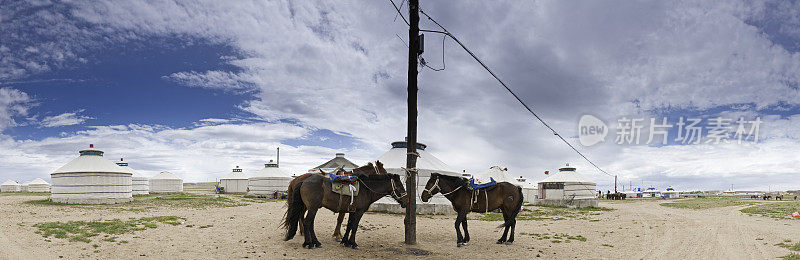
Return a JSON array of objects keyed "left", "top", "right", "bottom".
[{"left": 1, "top": 194, "right": 798, "bottom": 259}]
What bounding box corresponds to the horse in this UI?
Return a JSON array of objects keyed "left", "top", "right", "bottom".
[
  {"left": 421, "top": 173, "right": 524, "bottom": 247},
  {"left": 282, "top": 172, "right": 407, "bottom": 249},
  {"left": 286, "top": 162, "right": 387, "bottom": 242}
]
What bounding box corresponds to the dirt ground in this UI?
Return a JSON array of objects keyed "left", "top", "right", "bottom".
[{"left": 1, "top": 194, "right": 798, "bottom": 259}]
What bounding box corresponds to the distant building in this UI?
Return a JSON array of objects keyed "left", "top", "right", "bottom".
[
  {"left": 309, "top": 153, "right": 359, "bottom": 173},
  {"left": 537, "top": 164, "right": 598, "bottom": 207},
  {"left": 51, "top": 145, "right": 133, "bottom": 204},
  {"left": 247, "top": 160, "right": 292, "bottom": 197},
  {"left": 662, "top": 187, "right": 679, "bottom": 198},
  {"left": 149, "top": 171, "right": 183, "bottom": 193},
  {"left": 220, "top": 166, "right": 249, "bottom": 193}
]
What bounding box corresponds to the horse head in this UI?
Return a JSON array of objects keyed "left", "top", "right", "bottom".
[
  {"left": 389, "top": 173, "right": 408, "bottom": 208},
  {"left": 421, "top": 173, "right": 441, "bottom": 202}
]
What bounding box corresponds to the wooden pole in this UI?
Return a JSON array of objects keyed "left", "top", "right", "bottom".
[{"left": 404, "top": 0, "right": 420, "bottom": 245}]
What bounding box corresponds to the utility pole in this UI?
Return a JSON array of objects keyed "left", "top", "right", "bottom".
[
  {"left": 614, "top": 175, "right": 617, "bottom": 193},
  {"left": 404, "top": 0, "right": 420, "bottom": 245}
]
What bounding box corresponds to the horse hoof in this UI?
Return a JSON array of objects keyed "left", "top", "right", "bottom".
[
  {"left": 336, "top": 238, "right": 342, "bottom": 242},
  {"left": 457, "top": 243, "right": 462, "bottom": 247},
  {"left": 351, "top": 245, "right": 359, "bottom": 250},
  {"left": 496, "top": 240, "right": 506, "bottom": 244}
]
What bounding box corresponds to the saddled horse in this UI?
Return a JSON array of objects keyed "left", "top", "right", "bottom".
[
  {"left": 282, "top": 172, "right": 407, "bottom": 249},
  {"left": 287, "top": 162, "right": 387, "bottom": 241},
  {"left": 421, "top": 173, "right": 524, "bottom": 247}
]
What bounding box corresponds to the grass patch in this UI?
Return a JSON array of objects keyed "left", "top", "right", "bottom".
[
  {"left": 782, "top": 253, "right": 800, "bottom": 260},
  {"left": 659, "top": 198, "right": 759, "bottom": 209},
  {"left": 741, "top": 202, "right": 800, "bottom": 220},
  {"left": 602, "top": 244, "right": 614, "bottom": 248},
  {"left": 199, "top": 225, "right": 213, "bottom": 229},
  {"left": 240, "top": 197, "right": 282, "bottom": 203},
  {"left": 24, "top": 193, "right": 246, "bottom": 210},
  {"left": 522, "top": 232, "right": 587, "bottom": 242},
  {"left": 776, "top": 241, "right": 800, "bottom": 252},
  {"left": 33, "top": 216, "right": 185, "bottom": 243}
]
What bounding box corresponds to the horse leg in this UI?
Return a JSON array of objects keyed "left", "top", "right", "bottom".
[
  {"left": 304, "top": 207, "right": 321, "bottom": 249},
  {"left": 461, "top": 214, "right": 470, "bottom": 244},
  {"left": 340, "top": 212, "right": 353, "bottom": 247},
  {"left": 298, "top": 210, "right": 305, "bottom": 237},
  {"left": 497, "top": 210, "right": 510, "bottom": 244},
  {"left": 506, "top": 214, "right": 517, "bottom": 245},
  {"left": 333, "top": 212, "right": 345, "bottom": 242},
  {"left": 454, "top": 212, "right": 465, "bottom": 247},
  {"left": 347, "top": 211, "right": 366, "bottom": 249}
]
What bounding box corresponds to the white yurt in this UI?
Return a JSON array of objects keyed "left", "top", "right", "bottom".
[
  {"left": 642, "top": 187, "right": 661, "bottom": 198},
  {"left": 51, "top": 144, "right": 133, "bottom": 204},
  {"left": 116, "top": 158, "right": 148, "bottom": 196},
  {"left": 309, "top": 153, "right": 359, "bottom": 173},
  {"left": 220, "top": 166, "right": 249, "bottom": 194},
  {"left": 149, "top": 171, "right": 183, "bottom": 193},
  {"left": 372, "top": 141, "right": 462, "bottom": 214},
  {"left": 662, "top": 187, "right": 679, "bottom": 198},
  {"left": 472, "top": 166, "right": 519, "bottom": 186},
  {"left": 516, "top": 176, "right": 538, "bottom": 203},
  {"left": 537, "top": 164, "right": 598, "bottom": 207},
  {"left": 1, "top": 180, "right": 21, "bottom": 192},
  {"left": 27, "top": 178, "right": 51, "bottom": 192},
  {"left": 622, "top": 188, "right": 641, "bottom": 198},
  {"left": 20, "top": 181, "right": 31, "bottom": 192},
  {"left": 247, "top": 160, "right": 293, "bottom": 197}
]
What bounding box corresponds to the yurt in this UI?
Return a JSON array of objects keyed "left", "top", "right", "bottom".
[
  {"left": 309, "top": 153, "right": 359, "bottom": 173},
  {"left": 1, "top": 180, "right": 20, "bottom": 192},
  {"left": 20, "top": 181, "right": 30, "bottom": 192},
  {"left": 220, "top": 166, "right": 249, "bottom": 194},
  {"left": 662, "top": 187, "right": 679, "bottom": 198},
  {"left": 149, "top": 171, "right": 183, "bottom": 193},
  {"left": 537, "top": 164, "right": 598, "bottom": 207},
  {"left": 622, "top": 188, "right": 641, "bottom": 198},
  {"left": 371, "top": 141, "right": 461, "bottom": 214},
  {"left": 247, "top": 160, "right": 293, "bottom": 197},
  {"left": 472, "top": 166, "right": 520, "bottom": 186},
  {"left": 116, "top": 158, "right": 148, "bottom": 196},
  {"left": 516, "top": 176, "right": 538, "bottom": 203},
  {"left": 51, "top": 144, "right": 133, "bottom": 204},
  {"left": 27, "top": 178, "right": 51, "bottom": 192},
  {"left": 642, "top": 187, "right": 661, "bottom": 198}
]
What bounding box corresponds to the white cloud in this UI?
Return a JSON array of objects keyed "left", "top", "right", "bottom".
[
  {"left": 38, "top": 110, "right": 92, "bottom": 128},
  {"left": 0, "top": 87, "right": 32, "bottom": 131},
  {"left": 2, "top": 1, "right": 800, "bottom": 191}
]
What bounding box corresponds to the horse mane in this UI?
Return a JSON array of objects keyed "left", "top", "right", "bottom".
[{"left": 432, "top": 172, "right": 469, "bottom": 186}]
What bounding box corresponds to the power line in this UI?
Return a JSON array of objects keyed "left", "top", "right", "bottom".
[{"left": 413, "top": 8, "right": 615, "bottom": 178}]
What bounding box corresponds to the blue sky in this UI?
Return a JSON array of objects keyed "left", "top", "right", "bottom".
[{"left": 1, "top": 0, "right": 800, "bottom": 191}]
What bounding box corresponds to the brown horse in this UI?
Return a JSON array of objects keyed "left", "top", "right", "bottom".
[
  {"left": 287, "top": 162, "right": 387, "bottom": 241},
  {"left": 421, "top": 173, "right": 523, "bottom": 247},
  {"left": 282, "top": 172, "right": 407, "bottom": 249}
]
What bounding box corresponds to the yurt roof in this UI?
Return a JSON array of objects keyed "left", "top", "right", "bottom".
[
  {"left": 473, "top": 166, "right": 519, "bottom": 185},
  {"left": 312, "top": 153, "right": 359, "bottom": 170},
  {"left": 222, "top": 166, "right": 249, "bottom": 180},
  {"left": 2, "top": 180, "right": 19, "bottom": 185},
  {"left": 21, "top": 181, "right": 31, "bottom": 186},
  {"left": 375, "top": 141, "right": 459, "bottom": 175},
  {"left": 538, "top": 164, "right": 596, "bottom": 185},
  {"left": 114, "top": 158, "right": 140, "bottom": 175},
  {"left": 151, "top": 171, "right": 181, "bottom": 180},
  {"left": 252, "top": 162, "right": 293, "bottom": 179},
  {"left": 53, "top": 146, "right": 130, "bottom": 174},
  {"left": 29, "top": 178, "right": 49, "bottom": 185}
]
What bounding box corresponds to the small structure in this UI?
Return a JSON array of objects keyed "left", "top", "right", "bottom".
[
  {"left": 516, "top": 176, "right": 538, "bottom": 203},
  {"left": 472, "top": 166, "right": 519, "bottom": 185},
  {"left": 220, "top": 166, "right": 249, "bottom": 194},
  {"left": 1, "top": 180, "right": 20, "bottom": 192},
  {"left": 536, "top": 164, "right": 598, "bottom": 207},
  {"left": 51, "top": 145, "right": 133, "bottom": 204},
  {"left": 622, "top": 188, "right": 642, "bottom": 198},
  {"left": 371, "top": 141, "right": 462, "bottom": 214},
  {"left": 149, "top": 171, "right": 183, "bottom": 193},
  {"left": 247, "top": 160, "right": 293, "bottom": 197},
  {"left": 642, "top": 187, "right": 661, "bottom": 198},
  {"left": 662, "top": 187, "right": 679, "bottom": 198},
  {"left": 116, "top": 158, "right": 148, "bottom": 196},
  {"left": 20, "top": 181, "right": 31, "bottom": 192},
  {"left": 309, "top": 153, "right": 359, "bottom": 173},
  {"left": 27, "top": 178, "right": 51, "bottom": 193}
]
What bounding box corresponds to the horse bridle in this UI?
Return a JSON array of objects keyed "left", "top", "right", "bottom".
[
  {"left": 423, "top": 176, "right": 462, "bottom": 197},
  {"left": 358, "top": 175, "right": 407, "bottom": 200}
]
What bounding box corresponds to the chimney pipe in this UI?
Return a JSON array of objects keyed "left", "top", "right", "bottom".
[{"left": 277, "top": 147, "right": 280, "bottom": 167}]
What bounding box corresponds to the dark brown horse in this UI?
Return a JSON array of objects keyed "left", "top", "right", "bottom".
[
  {"left": 287, "top": 162, "right": 387, "bottom": 241},
  {"left": 282, "top": 172, "right": 407, "bottom": 249},
  {"left": 421, "top": 173, "right": 523, "bottom": 247}
]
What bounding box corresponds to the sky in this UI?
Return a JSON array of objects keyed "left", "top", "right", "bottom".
[{"left": 1, "top": 0, "right": 799, "bottom": 192}]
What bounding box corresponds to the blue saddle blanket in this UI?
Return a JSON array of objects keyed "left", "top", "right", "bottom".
[
  {"left": 469, "top": 177, "right": 497, "bottom": 189},
  {"left": 329, "top": 174, "right": 358, "bottom": 184}
]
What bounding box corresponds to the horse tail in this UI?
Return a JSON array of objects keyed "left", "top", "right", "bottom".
[
  {"left": 281, "top": 182, "right": 305, "bottom": 241},
  {"left": 498, "top": 186, "right": 525, "bottom": 228}
]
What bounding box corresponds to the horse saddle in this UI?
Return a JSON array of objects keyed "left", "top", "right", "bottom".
[
  {"left": 468, "top": 177, "right": 497, "bottom": 191},
  {"left": 330, "top": 174, "right": 359, "bottom": 197}
]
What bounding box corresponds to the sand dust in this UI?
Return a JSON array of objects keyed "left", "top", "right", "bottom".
[{"left": 1, "top": 194, "right": 798, "bottom": 259}]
